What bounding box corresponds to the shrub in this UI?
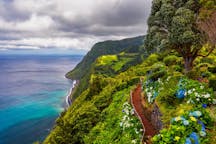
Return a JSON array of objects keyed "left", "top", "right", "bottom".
[
  {"left": 157, "top": 77, "right": 178, "bottom": 106},
  {"left": 200, "top": 57, "right": 214, "bottom": 64},
  {"left": 186, "top": 70, "right": 200, "bottom": 79},
  {"left": 163, "top": 55, "right": 179, "bottom": 66},
  {"left": 209, "top": 78, "right": 216, "bottom": 91},
  {"left": 173, "top": 65, "right": 183, "bottom": 72},
  {"left": 145, "top": 54, "right": 159, "bottom": 65},
  {"left": 149, "top": 70, "right": 167, "bottom": 81},
  {"left": 208, "top": 66, "right": 216, "bottom": 74}
]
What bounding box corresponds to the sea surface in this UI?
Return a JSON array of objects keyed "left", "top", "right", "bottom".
[{"left": 0, "top": 55, "right": 83, "bottom": 144}]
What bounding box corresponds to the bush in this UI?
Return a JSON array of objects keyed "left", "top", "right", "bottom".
[
  {"left": 209, "top": 78, "right": 216, "bottom": 91},
  {"left": 173, "top": 65, "right": 183, "bottom": 72},
  {"left": 157, "top": 77, "right": 178, "bottom": 106},
  {"left": 200, "top": 57, "right": 214, "bottom": 64},
  {"left": 149, "top": 70, "right": 167, "bottom": 81},
  {"left": 186, "top": 70, "right": 200, "bottom": 79},
  {"left": 146, "top": 54, "right": 159, "bottom": 65},
  {"left": 208, "top": 66, "right": 216, "bottom": 73},
  {"left": 163, "top": 55, "right": 179, "bottom": 66}
]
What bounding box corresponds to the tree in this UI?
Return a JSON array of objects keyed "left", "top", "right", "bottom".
[
  {"left": 145, "top": 0, "right": 214, "bottom": 72},
  {"left": 169, "top": 7, "right": 205, "bottom": 72}
]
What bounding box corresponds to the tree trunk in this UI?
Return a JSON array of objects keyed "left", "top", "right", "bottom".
[{"left": 184, "top": 57, "right": 194, "bottom": 73}]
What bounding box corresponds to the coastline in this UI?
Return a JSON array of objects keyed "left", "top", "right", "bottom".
[{"left": 66, "top": 80, "right": 77, "bottom": 107}]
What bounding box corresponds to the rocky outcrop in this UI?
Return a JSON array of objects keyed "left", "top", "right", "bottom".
[{"left": 150, "top": 103, "right": 163, "bottom": 131}]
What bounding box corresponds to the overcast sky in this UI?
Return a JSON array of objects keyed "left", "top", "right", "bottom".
[{"left": 0, "top": 0, "right": 152, "bottom": 54}]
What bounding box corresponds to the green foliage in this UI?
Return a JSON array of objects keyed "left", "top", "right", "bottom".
[
  {"left": 209, "top": 77, "right": 216, "bottom": 91},
  {"left": 145, "top": 53, "right": 159, "bottom": 65},
  {"left": 199, "top": 0, "right": 216, "bottom": 19},
  {"left": 208, "top": 66, "right": 216, "bottom": 74},
  {"left": 163, "top": 55, "right": 179, "bottom": 66},
  {"left": 44, "top": 101, "right": 100, "bottom": 144},
  {"left": 96, "top": 55, "right": 118, "bottom": 66},
  {"left": 87, "top": 75, "right": 108, "bottom": 99},
  {"left": 178, "top": 78, "right": 214, "bottom": 106},
  {"left": 66, "top": 36, "right": 145, "bottom": 99},
  {"left": 66, "top": 36, "right": 145, "bottom": 79},
  {"left": 84, "top": 89, "right": 142, "bottom": 144},
  {"left": 152, "top": 108, "right": 212, "bottom": 144},
  {"left": 157, "top": 77, "right": 179, "bottom": 106},
  {"left": 145, "top": 0, "right": 212, "bottom": 72},
  {"left": 186, "top": 70, "right": 201, "bottom": 79},
  {"left": 44, "top": 55, "right": 151, "bottom": 143}
]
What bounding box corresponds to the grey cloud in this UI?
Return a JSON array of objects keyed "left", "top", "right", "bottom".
[{"left": 0, "top": 0, "right": 152, "bottom": 51}]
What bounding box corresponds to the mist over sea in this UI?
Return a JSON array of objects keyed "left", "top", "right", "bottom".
[{"left": 0, "top": 55, "right": 82, "bottom": 144}]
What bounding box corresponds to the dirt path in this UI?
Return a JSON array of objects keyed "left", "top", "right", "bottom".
[{"left": 131, "top": 84, "right": 157, "bottom": 143}]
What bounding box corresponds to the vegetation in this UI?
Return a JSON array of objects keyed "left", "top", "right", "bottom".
[
  {"left": 145, "top": 0, "right": 214, "bottom": 72},
  {"left": 43, "top": 0, "right": 216, "bottom": 144},
  {"left": 65, "top": 36, "right": 145, "bottom": 99}
]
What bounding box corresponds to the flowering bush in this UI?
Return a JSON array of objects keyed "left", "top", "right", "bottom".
[
  {"left": 152, "top": 109, "right": 212, "bottom": 144},
  {"left": 120, "top": 102, "right": 143, "bottom": 143},
  {"left": 144, "top": 78, "right": 163, "bottom": 103},
  {"left": 177, "top": 78, "right": 215, "bottom": 106}
]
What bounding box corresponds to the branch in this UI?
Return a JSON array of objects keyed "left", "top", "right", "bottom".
[{"left": 197, "top": 45, "right": 215, "bottom": 57}]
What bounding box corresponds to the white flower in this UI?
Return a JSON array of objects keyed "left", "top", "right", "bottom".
[
  {"left": 188, "top": 90, "right": 192, "bottom": 95},
  {"left": 135, "top": 128, "right": 139, "bottom": 134},
  {"left": 132, "top": 140, "right": 137, "bottom": 144},
  {"left": 200, "top": 131, "right": 206, "bottom": 137},
  {"left": 125, "top": 109, "right": 130, "bottom": 115},
  {"left": 125, "top": 122, "right": 131, "bottom": 127},
  {"left": 130, "top": 109, "right": 135, "bottom": 115},
  {"left": 192, "top": 88, "right": 196, "bottom": 91},
  {"left": 213, "top": 99, "right": 216, "bottom": 105},
  {"left": 196, "top": 98, "right": 200, "bottom": 101},
  {"left": 200, "top": 86, "right": 204, "bottom": 89},
  {"left": 204, "top": 93, "right": 210, "bottom": 98},
  {"left": 195, "top": 92, "right": 198, "bottom": 96},
  {"left": 123, "top": 115, "right": 128, "bottom": 121},
  {"left": 147, "top": 92, "right": 152, "bottom": 97},
  {"left": 120, "top": 122, "right": 123, "bottom": 127}
]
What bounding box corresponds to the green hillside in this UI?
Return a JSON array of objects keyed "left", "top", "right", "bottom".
[
  {"left": 43, "top": 0, "right": 216, "bottom": 144},
  {"left": 66, "top": 36, "right": 145, "bottom": 99},
  {"left": 66, "top": 36, "right": 145, "bottom": 80}
]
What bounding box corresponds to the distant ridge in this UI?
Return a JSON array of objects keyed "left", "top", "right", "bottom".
[{"left": 66, "top": 36, "right": 144, "bottom": 80}]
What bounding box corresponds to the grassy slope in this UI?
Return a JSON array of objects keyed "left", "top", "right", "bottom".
[
  {"left": 66, "top": 36, "right": 145, "bottom": 100},
  {"left": 44, "top": 48, "right": 216, "bottom": 144},
  {"left": 44, "top": 54, "right": 146, "bottom": 144}
]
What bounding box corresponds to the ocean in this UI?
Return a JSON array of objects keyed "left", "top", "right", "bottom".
[{"left": 0, "top": 55, "right": 83, "bottom": 144}]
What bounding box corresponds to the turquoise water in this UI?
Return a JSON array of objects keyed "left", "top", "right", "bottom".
[{"left": 0, "top": 55, "right": 82, "bottom": 144}]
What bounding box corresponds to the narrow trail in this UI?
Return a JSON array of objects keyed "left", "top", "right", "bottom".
[{"left": 131, "top": 84, "right": 157, "bottom": 143}]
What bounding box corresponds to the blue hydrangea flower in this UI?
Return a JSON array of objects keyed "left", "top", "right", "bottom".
[
  {"left": 176, "top": 89, "right": 186, "bottom": 99},
  {"left": 189, "top": 132, "right": 199, "bottom": 144},
  {"left": 185, "top": 138, "right": 192, "bottom": 144},
  {"left": 183, "top": 120, "right": 189, "bottom": 126},
  {"left": 202, "top": 104, "right": 207, "bottom": 108}
]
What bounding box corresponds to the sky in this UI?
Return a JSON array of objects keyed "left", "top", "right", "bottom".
[{"left": 0, "top": 0, "right": 152, "bottom": 55}]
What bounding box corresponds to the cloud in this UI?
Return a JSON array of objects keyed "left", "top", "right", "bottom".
[{"left": 0, "top": 0, "right": 152, "bottom": 52}]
